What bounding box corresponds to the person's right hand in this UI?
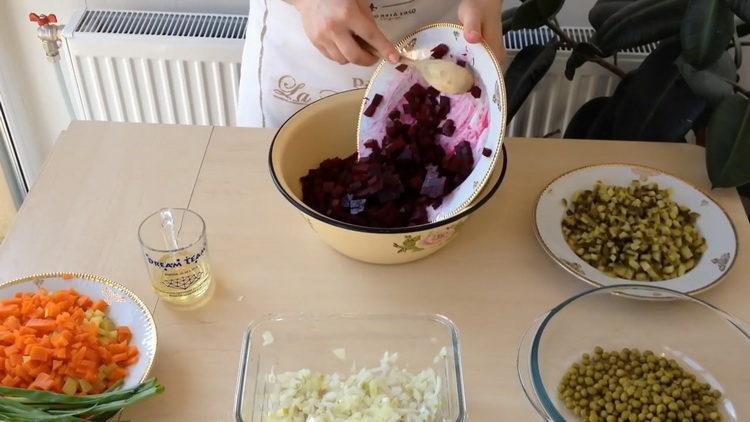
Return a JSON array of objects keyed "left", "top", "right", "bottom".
[{"left": 290, "top": 0, "right": 400, "bottom": 66}]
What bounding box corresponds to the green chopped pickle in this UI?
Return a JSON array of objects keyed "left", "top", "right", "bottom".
[
  {"left": 558, "top": 348, "right": 723, "bottom": 422},
  {"left": 561, "top": 181, "right": 707, "bottom": 281}
]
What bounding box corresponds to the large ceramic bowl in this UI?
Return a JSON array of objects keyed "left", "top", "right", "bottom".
[
  {"left": 269, "top": 89, "right": 507, "bottom": 265},
  {"left": 518, "top": 285, "right": 750, "bottom": 421}
]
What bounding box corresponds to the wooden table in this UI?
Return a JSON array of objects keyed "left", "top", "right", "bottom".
[{"left": 1, "top": 121, "right": 748, "bottom": 421}]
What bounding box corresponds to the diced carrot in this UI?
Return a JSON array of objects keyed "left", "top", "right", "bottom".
[
  {"left": 0, "top": 288, "right": 139, "bottom": 393},
  {"left": 116, "top": 326, "right": 132, "bottom": 343},
  {"left": 75, "top": 295, "right": 92, "bottom": 308},
  {"left": 91, "top": 300, "right": 108, "bottom": 312},
  {"left": 44, "top": 302, "right": 61, "bottom": 318},
  {"left": 50, "top": 333, "right": 68, "bottom": 348},
  {"left": 109, "top": 367, "right": 127, "bottom": 382},
  {"left": 0, "top": 330, "right": 14, "bottom": 345},
  {"left": 108, "top": 341, "right": 128, "bottom": 354},
  {"left": 29, "top": 345, "right": 51, "bottom": 362},
  {"left": 111, "top": 352, "right": 129, "bottom": 363},
  {"left": 29, "top": 372, "right": 55, "bottom": 391},
  {"left": 25, "top": 319, "right": 56, "bottom": 332},
  {"left": 3, "top": 315, "right": 20, "bottom": 329},
  {"left": 2, "top": 374, "right": 17, "bottom": 387},
  {"left": 0, "top": 304, "right": 19, "bottom": 318}
]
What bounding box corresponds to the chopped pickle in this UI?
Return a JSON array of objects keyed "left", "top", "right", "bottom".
[
  {"left": 79, "top": 379, "right": 93, "bottom": 394},
  {"left": 62, "top": 377, "right": 78, "bottom": 395},
  {"left": 561, "top": 181, "right": 706, "bottom": 281}
]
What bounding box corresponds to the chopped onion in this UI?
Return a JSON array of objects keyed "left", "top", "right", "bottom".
[
  {"left": 262, "top": 331, "right": 274, "bottom": 346},
  {"left": 332, "top": 348, "right": 347, "bottom": 360},
  {"left": 265, "top": 352, "right": 446, "bottom": 421}
]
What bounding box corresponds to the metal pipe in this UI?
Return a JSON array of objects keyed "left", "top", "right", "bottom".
[{"left": 29, "top": 13, "right": 76, "bottom": 119}]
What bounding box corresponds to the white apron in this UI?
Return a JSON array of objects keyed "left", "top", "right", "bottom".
[{"left": 237, "top": 0, "right": 458, "bottom": 128}]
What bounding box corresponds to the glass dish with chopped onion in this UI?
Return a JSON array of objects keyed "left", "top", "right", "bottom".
[{"left": 233, "top": 314, "right": 465, "bottom": 422}]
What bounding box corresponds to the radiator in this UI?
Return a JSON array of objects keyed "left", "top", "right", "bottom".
[
  {"left": 60, "top": 10, "right": 653, "bottom": 136},
  {"left": 60, "top": 10, "right": 246, "bottom": 126}
]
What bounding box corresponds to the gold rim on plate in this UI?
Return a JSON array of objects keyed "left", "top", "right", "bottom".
[
  {"left": 0, "top": 272, "right": 158, "bottom": 383},
  {"left": 533, "top": 163, "right": 739, "bottom": 299},
  {"left": 357, "top": 22, "right": 508, "bottom": 221}
]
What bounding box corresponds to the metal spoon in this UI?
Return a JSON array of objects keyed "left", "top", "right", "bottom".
[{"left": 360, "top": 40, "right": 475, "bottom": 94}]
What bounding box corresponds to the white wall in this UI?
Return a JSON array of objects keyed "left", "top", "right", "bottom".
[{"left": 0, "top": 0, "right": 249, "bottom": 189}]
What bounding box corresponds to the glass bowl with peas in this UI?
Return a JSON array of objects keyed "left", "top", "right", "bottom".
[{"left": 518, "top": 285, "right": 750, "bottom": 422}]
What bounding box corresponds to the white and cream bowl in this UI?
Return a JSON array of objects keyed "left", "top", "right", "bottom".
[
  {"left": 0, "top": 273, "right": 157, "bottom": 387},
  {"left": 534, "top": 164, "right": 738, "bottom": 298},
  {"left": 269, "top": 89, "right": 507, "bottom": 265}
]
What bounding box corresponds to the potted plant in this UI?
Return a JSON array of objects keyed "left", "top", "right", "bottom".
[{"left": 502, "top": 0, "right": 750, "bottom": 201}]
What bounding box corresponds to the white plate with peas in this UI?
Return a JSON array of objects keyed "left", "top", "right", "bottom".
[{"left": 534, "top": 164, "right": 738, "bottom": 299}]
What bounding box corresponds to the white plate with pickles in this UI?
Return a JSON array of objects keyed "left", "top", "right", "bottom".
[{"left": 534, "top": 164, "right": 738, "bottom": 299}]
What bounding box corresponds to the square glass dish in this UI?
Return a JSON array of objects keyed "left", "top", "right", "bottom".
[{"left": 234, "top": 314, "right": 465, "bottom": 421}]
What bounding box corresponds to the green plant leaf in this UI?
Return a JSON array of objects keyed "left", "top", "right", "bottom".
[
  {"left": 565, "top": 42, "right": 604, "bottom": 80},
  {"left": 676, "top": 53, "right": 737, "bottom": 106},
  {"left": 595, "top": 0, "right": 687, "bottom": 55},
  {"left": 586, "top": 71, "right": 638, "bottom": 139},
  {"left": 564, "top": 97, "right": 610, "bottom": 138},
  {"left": 681, "top": 0, "right": 735, "bottom": 69},
  {"left": 706, "top": 94, "right": 750, "bottom": 187},
  {"left": 510, "top": 0, "right": 565, "bottom": 30},
  {"left": 502, "top": 7, "right": 518, "bottom": 33},
  {"left": 612, "top": 40, "right": 707, "bottom": 141},
  {"left": 589, "top": 0, "right": 636, "bottom": 30},
  {"left": 724, "top": 0, "right": 750, "bottom": 22},
  {"left": 505, "top": 41, "right": 558, "bottom": 120}
]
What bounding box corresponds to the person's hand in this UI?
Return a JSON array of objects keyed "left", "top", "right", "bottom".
[
  {"left": 290, "top": 0, "right": 399, "bottom": 66},
  {"left": 458, "top": 0, "right": 507, "bottom": 64}
]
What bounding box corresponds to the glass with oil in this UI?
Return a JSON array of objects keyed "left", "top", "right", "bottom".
[{"left": 138, "top": 208, "right": 214, "bottom": 307}]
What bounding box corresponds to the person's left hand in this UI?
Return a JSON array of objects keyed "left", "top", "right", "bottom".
[{"left": 458, "top": 0, "right": 506, "bottom": 65}]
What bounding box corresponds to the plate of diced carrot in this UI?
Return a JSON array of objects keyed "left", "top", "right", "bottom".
[{"left": 0, "top": 273, "right": 156, "bottom": 395}]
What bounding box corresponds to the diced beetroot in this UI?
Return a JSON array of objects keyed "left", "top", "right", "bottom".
[
  {"left": 363, "top": 94, "right": 384, "bottom": 117},
  {"left": 441, "top": 119, "right": 456, "bottom": 137},
  {"left": 395, "top": 63, "right": 408, "bottom": 72},
  {"left": 386, "top": 122, "right": 400, "bottom": 138},
  {"left": 364, "top": 139, "right": 381, "bottom": 154},
  {"left": 438, "top": 96, "right": 451, "bottom": 117},
  {"left": 456, "top": 59, "right": 466, "bottom": 67},
  {"left": 482, "top": 147, "right": 492, "bottom": 157},
  {"left": 301, "top": 80, "right": 481, "bottom": 228},
  {"left": 409, "top": 83, "right": 426, "bottom": 96},
  {"left": 431, "top": 43, "right": 450, "bottom": 59},
  {"left": 349, "top": 198, "right": 367, "bottom": 215},
  {"left": 469, "top": 85, "right": 482, "bottom": 98},
  {"left": 420, "top": 165, "right": 447, "bottom": 198}
]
